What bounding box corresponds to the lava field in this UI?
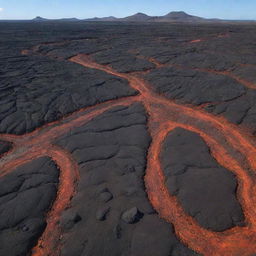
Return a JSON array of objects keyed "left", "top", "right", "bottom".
[{"left": 1, "top": 21, "right": 256, "bottom": 256}]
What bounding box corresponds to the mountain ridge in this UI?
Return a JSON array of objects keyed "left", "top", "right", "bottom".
[{"left": 31, "top": 11, "right": 255, "bottom": 23}]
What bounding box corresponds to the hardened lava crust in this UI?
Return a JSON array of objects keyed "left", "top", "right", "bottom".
[{"left": 1, "top": 21, "right": 256, "bottom": 256}]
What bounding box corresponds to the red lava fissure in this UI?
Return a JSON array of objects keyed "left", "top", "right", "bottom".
[
  {"left": 1, "top": 49, "right": 256, "bottom": 255},
  {"left": 188, "top": 33, "right": 229, "bottom": 44}
]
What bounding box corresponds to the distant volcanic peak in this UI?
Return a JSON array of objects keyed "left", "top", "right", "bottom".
[
  {"left": 33, "top": 16, "right": 79, "bottom": 22},
  {"left": 86, "top": 16, "right": 117, "bottom": 21},
  {"left": 61, "top": 18, "right": 79, "bottom": 21},
  {"left": 134, "top": 12, "right": 150, "bottom": 17},
  {"left": 164, "top": 11, "right": 191, "bottom": 17},
  {"left": 31, "top": 11, "right": 237, "bottom": 23},
  {"left": 106, "top": 16, "right": 117, "bottom": 19},
  {"left": 100, "top": 16, "right": 118, "bottom": 21},
  {"left": 161, "top": 11, "right": 204, "bottom": 21},
  {"left": 123, "top": 12, "right": 152, "bottom": 21},
  {"left": 122, "top": 10, "right": 206, "bottom": 23},
  {"left": 33, "top": 16, "right": 47, "bottom": 21}
]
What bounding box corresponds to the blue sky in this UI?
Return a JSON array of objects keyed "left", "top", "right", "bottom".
[{"left": 0, "top": 0, "right": 254, "bottom": 20}]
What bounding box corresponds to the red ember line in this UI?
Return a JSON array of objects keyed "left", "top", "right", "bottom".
[
  {"left": 189, "top": 39, "right": 203, "bottom": 43},
  {"left": 32, "top": 145, "right": 80, "bottom": 256}
]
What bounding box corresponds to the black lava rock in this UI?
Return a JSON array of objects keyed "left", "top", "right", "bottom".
[{"left": 121, "top": 207, "right": 141, "bottom": 224}]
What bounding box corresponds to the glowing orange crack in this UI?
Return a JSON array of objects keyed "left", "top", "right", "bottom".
[
  {"left": 189, "top": 39, "right": 203, "bottom": 43},
  {"left": 32, "top": 145, "right": 79, "bottom": 256}
]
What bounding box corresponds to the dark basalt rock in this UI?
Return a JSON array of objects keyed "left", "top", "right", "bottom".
[
  {"left": 0, "top": 55, "right": 137, "bottom": 135},
  {"left": 35, "top": 39, "right": 109, "bottom": 60},
  {"left": 161, "top": 128, "right": 244, "bottom": 231},
  {"left": 0, "top": 140, "right": 12, "bottom": 156},
  {"left": 145, "top": 66, "right": 246, "bottom": 105},
  {"left": 121, "top": 207, "right": 141, "bottom": 224},
  {"left": 60, "top": 209, "right": 82, "bottom": 230},
  {"left": 56, "top": 103, "right": 199, "bottom": 256},
  {"left": 165, "top": 52, "right": 237, "bottom": 71},
  {"left": 232, "top": 66, "right": 256, "bottom": 85},
  {"left": 2, "top": 20, "right": 256, "bottom": 256},
  {"left": 93, "top": 49, "right": 155, "bottom": 73},
  {"left": 131, "top": 215, "right": 199, "bottom": 256},
  {"left": 205, "top": 89, "right": 256, "bottom": 133},
  {"left": 96, "top": 206, "right": 111, "bottom": 221},
  {"left": 0, "top": 157, "right": 59, "bottom": 256},
  {"left": 99, "top": 191, "right": 113, "bottom": 202}
]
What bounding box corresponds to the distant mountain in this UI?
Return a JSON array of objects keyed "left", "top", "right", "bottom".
[
  {"left": 156, "top": 11, "right": 205, "bottom": 22},
  {"left": 33, "top": 16, "right": 48, "bottom": 21},
  {"left": 85, "top": 16, "right": 117, "bottom": 22},
  {"left": 32, "top": 16, "right": 79, "bottom": 22},
  {"left": 84, "top": 11, "right": 214, "bottom": 23},
  {"left": 31, "top": 12, "right": 256, "bottom": 23},
  {"left": 59, "top": 18, "right": 79, "bottom": 21},
  {"left": 121, "top": 12, "right": 152, "bottom": 22}
]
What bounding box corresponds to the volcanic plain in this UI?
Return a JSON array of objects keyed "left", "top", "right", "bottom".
[{"left": 1, "top": 21, "right": 256, "bottom": 256}]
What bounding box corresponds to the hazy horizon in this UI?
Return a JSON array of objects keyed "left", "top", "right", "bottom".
[{"left": 0, "top": 0, "right": 255, "bottom": 20}]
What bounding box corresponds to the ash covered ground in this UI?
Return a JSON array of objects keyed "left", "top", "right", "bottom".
[{"left": 1, "top": 21, "right": 256, "bottom": 256}]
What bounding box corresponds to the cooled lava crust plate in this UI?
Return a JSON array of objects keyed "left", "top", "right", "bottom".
[{"left": 1, "top": 21, "right": 256, "bottom": 256}]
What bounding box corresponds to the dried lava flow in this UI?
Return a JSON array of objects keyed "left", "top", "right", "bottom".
[
  {"left": 70, "top": 54, "right": 256, "bottom": 256},
  {"left": 1, "top": 48, "right": 256, "bottom": 256},
  {"left": 0, "top": 95, "right": 140, "bottom": 256}
]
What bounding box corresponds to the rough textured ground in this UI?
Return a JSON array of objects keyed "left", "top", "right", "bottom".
[
  {"left": 0, "top": 140, "right": 12, "bottom": 156},
  {"left": 161, "top": 128, "right": 244, "bottom": 232},
  {"left": 56, "top": 103, "right": 197, "bottom": 256},
  {"left": 0, "top": 157, "right": 59, "bottom": 255},
  {"left": 1, "top": 21, "right": 256, "bottom": 256},
  {"left": 1, "top": 55, "right": 136, "bottom": 135}
]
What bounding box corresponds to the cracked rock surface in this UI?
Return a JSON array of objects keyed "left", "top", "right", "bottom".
[
  {"left": 145, "top": 67, "right": 246, "bottom": 105},
  {"left": 161, "top": 128, "right": 244, "bottom": 231},
  {"left": 56, "top": 104, "right": 198, "bottom": 256},
  {"left": 0, "top": 157, "right": 59, "bottom": 256},
  {"left": 0, "top": 140, "right": 12, "bottom": 156},
  {"left": 1, "top": 21, "right": 256, "bottom": 256},
  {"left": 0, "top": 55, "right": 136, "bottom": 135}
]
